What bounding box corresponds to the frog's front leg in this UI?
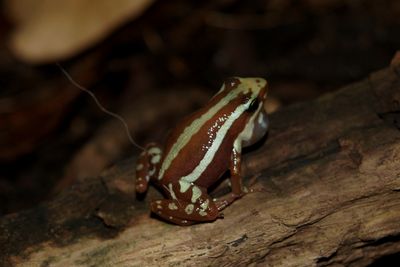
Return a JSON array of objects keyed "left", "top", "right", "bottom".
[
  {"left": 215, "top": 147, "right": 246, "bottom": 210},
  {"left": 150, "top": 181, "right": 220, "bottom": 225}
]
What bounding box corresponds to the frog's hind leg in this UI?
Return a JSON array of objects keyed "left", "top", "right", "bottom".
[
  {"left": 150, "top": 181, "right": 220, "bottom": 225},
  {"left": 135, "top": 143, "right": 162, "bottom": 194},
  {"left": 151, "top": 199, "right": 196, "bottom": 226}
]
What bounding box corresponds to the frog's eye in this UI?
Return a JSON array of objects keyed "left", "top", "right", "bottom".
[
  {"left": 247, "top": 98, "right": 259, "bottom": 112},
  {"left": 224, "top": 77, "right": 240, "bottom": 90}
]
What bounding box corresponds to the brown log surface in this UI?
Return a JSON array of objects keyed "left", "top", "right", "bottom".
[{"left": 1, "top": 65, "right": 400, "bottom": 267}]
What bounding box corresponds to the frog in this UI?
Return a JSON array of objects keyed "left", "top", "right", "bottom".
[{"left": 135, "top": 77, "right": 269, "bottom": 225}]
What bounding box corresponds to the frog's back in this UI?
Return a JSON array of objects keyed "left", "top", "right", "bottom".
[{"left": 157, "top": 95, "right": 248, "bottom": 187}]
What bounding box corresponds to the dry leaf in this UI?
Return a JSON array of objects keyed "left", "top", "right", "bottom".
[{"left": 6, "top": 0, "right": 154, "bottom": 64}]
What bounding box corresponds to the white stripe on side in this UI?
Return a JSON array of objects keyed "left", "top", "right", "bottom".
[
  {"left": 178, "top": 102, "right": 251, "bottom": 188},
  {"left": 158, "top": 84, "right": 253, "bottom": 180}
]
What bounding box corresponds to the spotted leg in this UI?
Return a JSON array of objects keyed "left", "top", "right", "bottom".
[
  {"left": 150, "top": 181, "right": 220, "bottom": 226},
  {"left": 135, "top": 143, "right": 162, "bottom": 194}
]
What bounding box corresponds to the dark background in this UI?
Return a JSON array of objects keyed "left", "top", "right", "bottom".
[{"left": 0, "top": 2, "right": 399, "bottom": 264}]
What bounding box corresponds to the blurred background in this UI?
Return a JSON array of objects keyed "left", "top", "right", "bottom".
[{"left": 0, "top": 0, "right": 399, "bottom": 221}]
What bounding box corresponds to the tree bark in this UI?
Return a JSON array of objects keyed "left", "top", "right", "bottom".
[{"left": 1, "top": 64, "right": 400, "bottom": 267}]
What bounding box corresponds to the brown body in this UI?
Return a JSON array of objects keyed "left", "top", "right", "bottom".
[
  {"left": 135, "top": 77, "right": 269, "bottom": 225},
  {"left": 160, "top": 94, "right": 251, "bottom": 188}
]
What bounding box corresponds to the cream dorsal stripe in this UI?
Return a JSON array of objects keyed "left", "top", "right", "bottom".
[
  {"left": 135, "top": 77, "right": 268, "bottom": 225},
  {"left": 178, "top": 100, "right": 252, "bottom": 190},
  {"left": 158, "top": 85, "right": 252, "bottom": 180}
]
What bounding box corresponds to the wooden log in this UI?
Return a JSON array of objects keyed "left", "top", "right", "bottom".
[{"left": 1, "top": 64, "right": 400, "bottom": 267}]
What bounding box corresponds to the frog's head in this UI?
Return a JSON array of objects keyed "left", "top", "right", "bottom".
[
  {"left": 222, "top": 77, "right": 269, "bottom": 149},
  {"left": 219, "top": 77, "right": 267, "bottom": 112},
  {"left": 218, "top": 77, "right": 267, "bottom": 107}
]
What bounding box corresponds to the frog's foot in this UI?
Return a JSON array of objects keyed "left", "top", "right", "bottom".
[
  {"left": 214, "top": 184, "right": 265, "bottom": 212},
  {"left": 214, "top": 192, "right": 245, "bottom": 211}
]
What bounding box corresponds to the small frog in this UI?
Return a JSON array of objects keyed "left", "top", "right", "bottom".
[{"left": 135, "top": 77, "right": 268, "bottom": 225}]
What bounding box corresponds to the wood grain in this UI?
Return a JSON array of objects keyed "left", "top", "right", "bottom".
[{"left": 1, "top": 65, "right": 400, "bottom": 267}]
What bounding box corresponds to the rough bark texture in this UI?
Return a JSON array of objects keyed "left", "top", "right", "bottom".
[{"left": 1, "top": 65, "right": 400, "bottom": 267}]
